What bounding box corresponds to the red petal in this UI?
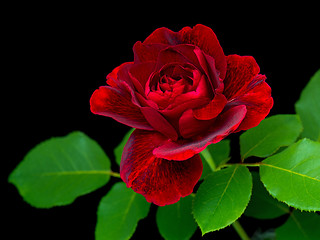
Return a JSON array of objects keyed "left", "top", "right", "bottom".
[
  {"left": 223, "top": 55, "right": 273, "bottom": 131},
  {"left": 179, "top": 109, "right": 215, "bottom": 139},
  {"left": 154, "top": 105, "right": 247, "bottom": 160},
  {"left": 193, "top": 93, "right": 227, "bottom": 120},
  {"left": 194, "top": 47, "right": 223, "bottom": 92},
  {"left": 106, "top": 62, "right": 133, "bottom": 87},
  {"left": 154, "top": 45, "right": 201, "bottom": 71},
  {"left": 223, "top": 55, "right": 261, "bottom": 100},
  {"left": 90, "top": 86, "right": 152, "bottom": 130},
  {"left": 128, "top": 61, "right": 156, "bottom": 94},
  {"left": 232, "top": 80, "right": 273, "bottom": 132},
  {"left": 140, "top": 107, "right": 178, "bottom": 141},
  {"left": 143, "top": 27, "right": 180, "bottom": 45},
  {"left": 120, "top": 130, "right": 203, "bottom": 206},
  {"left": 160, "top": 97, "right": 210, "bottom": 130},
  {"left": 179, "top": 24, "right": 227, "bottom": 79},
  {"left": 133, "top": 42, "right": 167, "bottom": 63}
]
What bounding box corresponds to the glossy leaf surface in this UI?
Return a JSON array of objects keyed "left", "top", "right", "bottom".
[
  {"left": 156, "top": 195, "right": 197, "bottom": 240},
  {"left": 193, "top": 165, "right": 252, "bottom": 234},
  {"left": 260, "top": 139, "right": 320, "bottom": 211},
  {"left": 9, "top": 131, "right": 111, "bottom": 208},
  {"left": 240, "top": 114, "right": 302, "bottom": 160},
  {"left": 295, "top": 69, "right": 320, "bottom": 141},
  {"left": 95, "top": 182, "right": 150, "bottom": 240}
]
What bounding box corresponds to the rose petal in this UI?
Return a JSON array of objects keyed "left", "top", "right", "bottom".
[
  {"left": 155, "top": 45, "right": 201, "bottom": 72},
  {"left": 223, "top": 55, "right": 273, "bottom": 131},
  {"left": 193, "top": 93, "right": 227, "bottom": 120},
  {"left": 230, "top": 80, "right": 273, "bottom": 132},
  {"left": 133, "top": 42, "right": 168, "bottom": 63},
  {"left": 179, "top": 109, "right": 216, "bottom": 139},
  {"left": 154, "top": 105, "right": 247, "bottom": 160},
  {"left": 140, "top": 107, "right": 179, "bottom": 141},
  {"left": 223, "top": 54, "right": 261, "bottom": 100},
  {"left": 162, "top": 74, "right": 212, "bottom": 111},
  {"left": 90, "top": 86, "right": 152, "bottom": 130},
  {"left": 160, "top": 97, "right": 210, "bottom": 130},
  {"left": 194, "top": 48, "right": 223, "bottom": 92},
  {"left": 179, "top": 24, "right": 227, "bottom": 79},
  {"left": 120, "top": 129, "right": 203, "bottom": 206},
  {"left": 128, "top": 61, "right": 156, "bottom": 94},
  {"left": 106, "top": 62, "right": 133, "bottom": 87},
  {"left": 143, "top": 27, "right": 180, "bottom": 45}
]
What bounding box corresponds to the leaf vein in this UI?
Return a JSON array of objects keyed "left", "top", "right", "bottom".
[{"left": 262, "top": 163, "right": 320, "bottom": 182}]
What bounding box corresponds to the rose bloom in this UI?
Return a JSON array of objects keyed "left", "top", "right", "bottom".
[{"left": 90, "top": 24, "right": 273, "bottom": 206}]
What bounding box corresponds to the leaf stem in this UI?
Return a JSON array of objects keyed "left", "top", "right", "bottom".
[
  {"left": 201, "top": 148, "right": 217, "bottom": 171},
  {"left": 222, "top": 162, "right": 262, "bottom": 168},
  {"left": 232, "top": 220, "right": 250, "bottom": 240},
  {"left": 106, "top": 171, "right": 121, "bottom": 178}
]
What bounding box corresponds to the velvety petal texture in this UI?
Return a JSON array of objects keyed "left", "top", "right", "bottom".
[
  {"left": 223, "top": 55, "right": 273, "bottom": 131},
  {"left": 90, "top": 24, "right": 273, "bottom": 206},
  {"left": 120, "top": 130, "right": 203, "bottom": 206},
  {"left": 90, "top": 86, "right": 153, "bottom": 130}
]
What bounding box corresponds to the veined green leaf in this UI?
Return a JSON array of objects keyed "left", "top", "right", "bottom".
[
  {"left": 240, "top": 114, "right": 302, "bottom": 160},
  {"left": 276, "top": 210, "right": 320, "bottom": 240},
  {"left": 295, "top": 69, "right": 320, "bottom": 142},
  {"left": 9, "top": 131, "right": 111, "bottom": 208},
  {"left": 95, "top": 182, "right": 150, "bottom": 240},
  {"left": 193, "top": 165, "right": 252, "bottom": 235},
  {"left": 260, "top": 138, "right": 320, "bottom": 211},
  {"left": 156, "top": 195, "right": 197, "bottom": 240}
]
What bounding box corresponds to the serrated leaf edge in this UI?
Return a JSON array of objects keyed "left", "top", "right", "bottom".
[{"left": 192, "top": 166, "right": 253, "bottom": 235}]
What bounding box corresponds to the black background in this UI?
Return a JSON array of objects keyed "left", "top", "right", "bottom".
[{"left": 4, "top": 4, "right": 319, "bottom": 240}]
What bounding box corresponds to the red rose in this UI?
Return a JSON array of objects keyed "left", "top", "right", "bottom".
[{"left": 90, "top": 24, "right": 273, "bottom": 206}]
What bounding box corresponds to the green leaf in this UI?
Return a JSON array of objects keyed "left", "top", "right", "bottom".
[
  {"left": 200, "top": 139, "right": 230, "bottom": 178},
  {"left": 114, "top": 128, "right": 134, "bottom": 166},
  {"left": 295, "top": 69, "right": 320, "bottom": 142},
  {"left": 260, "top": 138, "right": 320, "bottom": 211},
  {"left": 8, "top": 131, "right": 111, "bottom": 208},
  {"left": 193, "top": 165, "right": 252, "bottom": 235},
  {"left": 156, "top": 195, "right": 197, "bottom": 240},
  {"left": 244, "top": 172, "right": 289, "bottom": 219},
  {"left": 275, "top": 210, "right": 320, "bottom": 240},
  {"left": 95, "top": 182, "right": 150, "bottom": 240},
  {"left": 240, "top": 114, "right": 303, "bottom": 160}
]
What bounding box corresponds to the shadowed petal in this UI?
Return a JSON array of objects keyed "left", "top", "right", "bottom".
[
  {"left": 179, "top": 109, "right": 216, "bottom": 139},
  {"left": 140, "top": 107, "right": 178, "bottom": 141},
  {"left": 133, "top": 42, "right": 168, "bottom": 63}
]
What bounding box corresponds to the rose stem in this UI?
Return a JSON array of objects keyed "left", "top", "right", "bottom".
[{"left": 232, "top": 220, "right": 250, "bottom": 240}]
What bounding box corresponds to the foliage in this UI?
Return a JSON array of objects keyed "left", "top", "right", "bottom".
[{"left": 9, "top": 69, "right": 320, "bottom": 239}]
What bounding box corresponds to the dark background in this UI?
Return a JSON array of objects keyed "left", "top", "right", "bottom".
[{"left": 4, "top": 4, "right": 319, "bottom": 240}]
